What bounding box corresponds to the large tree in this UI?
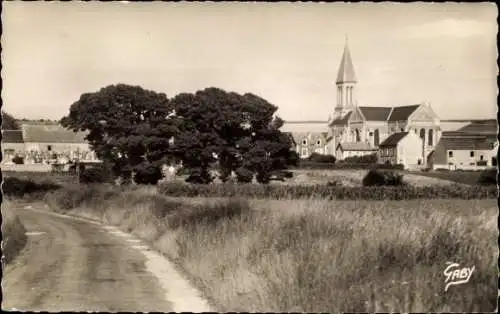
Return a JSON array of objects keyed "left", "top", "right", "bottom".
[
  {"left": 61, "top": 84, "right": 179, "bottom": 184},
  {"left": 1, "top": 112, "right": 20, "bottom": 130},
  {"left": 171, "top": 87, "right": 296, "bottom": 184}
]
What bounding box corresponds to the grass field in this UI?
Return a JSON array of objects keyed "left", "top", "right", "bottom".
[
  {"left": 408, "top": 170, "right": 486, "bottom": 185},
  {"left": 1, "top": 201, "right": 28, "bottom": 264},
  {"left": 288, "top": 169, "right": 466, "bottom": 187},
  {"left": 44, "top": 184, "right": 498, "bottom": 312}
]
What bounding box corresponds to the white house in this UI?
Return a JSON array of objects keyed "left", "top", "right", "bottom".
[
  {"left": 377, "top": 131, "right": 424, "bottom": 169},
  {"left": 335, "top": 142, "right": 377, "bottom": 160},
  {"left": 428, "top": 131, "right": 498, "bottom": 170}
]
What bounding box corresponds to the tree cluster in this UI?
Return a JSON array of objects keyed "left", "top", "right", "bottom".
[{"left": 61, "top": 84, "right": 298, "bottom": 185}]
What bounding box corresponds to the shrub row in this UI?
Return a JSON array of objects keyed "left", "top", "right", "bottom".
[
  {"left": 295, "top": 161, "right": 405, "bottom": 170},
  {"left": 45, "top": 184, "right": 251, "bottom": 229},
  {"left": 477, "top": 168, "right": 498, "bottom": 186},
  {"left": 2, "top": 177, "right": 62, "bottom": 198},
  {"left": 158, "top": 182, "right": 497, "bottom": 200}
]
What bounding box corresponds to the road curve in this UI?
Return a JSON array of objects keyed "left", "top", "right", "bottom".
[{"left": 2, "top": 204, "right": 201, "bottom": 312}]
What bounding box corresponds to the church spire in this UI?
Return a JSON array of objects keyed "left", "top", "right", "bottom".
[
  {"left": 334, "top": 35, "right": 357, "bottom": 118},
  {"left": 336, "top": 35, "right": 357, "bottom": 84}
]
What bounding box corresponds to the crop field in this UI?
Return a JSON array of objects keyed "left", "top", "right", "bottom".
[
  {"left": 281, "top": 169, "right": 466, "bottom": 187},
  {"left": 43, "top": 184, "right": 498, "bottom": 312},
  {"left": 408, "top": 170, "right": 488, "bottom": 186}
]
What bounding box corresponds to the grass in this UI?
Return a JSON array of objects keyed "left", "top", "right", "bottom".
[
  {"left": 409, "top": 170, "right": 486, "bottom": 185},
  {"left": 44, "top": 184, "right": 498, "bottom": 312},
  {"left": 1, "top": 201, "right": 28, "bottom": 265}
]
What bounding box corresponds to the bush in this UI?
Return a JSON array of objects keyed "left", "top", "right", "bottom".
[
  {"left": 295, "top": 161, "right": 404, "bottom": 170},
  {"left": 2, "top": 177, "right": 61, "bottom": 198},
  {"left": 308, "top": 153, "right": 336, "bottom": 163},
  {"left": 235, "top": 167, "right": 254, "bottom": 183},
  {"left": 11, "top": 155, "right": 24, "bottom": 164},
  {"left": 477, "top": 168, "right": 497, "bottom": 186},
  {"left": 79, "top": 164, "right": 113, "bottom": 184},
  {"left": 134, "top": 164, "right": 164, "bottom": 185},
  {"left": 362, "top": 169, "right": 405, "bottom": 187},
  {"left": 185, "top": 167, "right": 213, "bottom": 184},
  {"left": 339, "top": 153, "right": 378, "bottom": 164}
]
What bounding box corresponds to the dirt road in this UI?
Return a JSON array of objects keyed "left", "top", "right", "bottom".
[{"left": 1, "top": 204, "right": 211, "bottom": 312}]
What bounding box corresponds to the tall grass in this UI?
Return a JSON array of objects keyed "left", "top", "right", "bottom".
[
  {"left": 1, "top": 202, "right": 28, "bottom": 265},
  {"left": 44, "top": 184, "right": 498, "bottom": 312}
]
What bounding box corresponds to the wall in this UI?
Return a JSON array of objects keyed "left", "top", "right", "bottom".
[
  {"left": 2, "top": 143, "right": 25, "bottom": 163},
  {"left": 1, "top": 163, "right": 52, "bottom": 172},
  {"left": 447, "top": 149, "right": 496, "bottom": 169},
  {"left": 24, "top": 142, "right": 98, "bottom": 164},
  {"left": 398, "top": 132, "right": 424, "bottom": 168},
  {"left": 377, "top": 146, "right": 397, "bottom": 165}
]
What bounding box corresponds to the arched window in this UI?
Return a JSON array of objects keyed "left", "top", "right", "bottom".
[
  {"left": 428, "top": 129, "right": 434, "bottom": 146},
  {"left": 374, "top": 129, "right": 380, "bottom": 146},
  {"left": 419, "top": 129, "right": 425, "bottom": 140},
  {"left": 355, "top": 129, "right": 361, "bottom": 142}
]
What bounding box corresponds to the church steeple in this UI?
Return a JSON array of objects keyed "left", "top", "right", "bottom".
[
  {"left": 336, "top": 35, "right": 357, "bottom": 84},
  {"left": 334, "top": 35, "right": 357, "bottom": 118}
]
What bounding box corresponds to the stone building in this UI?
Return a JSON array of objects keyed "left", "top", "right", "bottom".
[{"left": 1, "top": 122, "right": 98, "bottom": 165}]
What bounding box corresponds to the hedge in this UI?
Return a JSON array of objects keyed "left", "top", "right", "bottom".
[
  {"left": 2, "top": 177, "right": 61, "bottom": 198},
  {"left": 158, "top": 182, "right": 497, "bottom": 200},
  {"left": 295, "top": 161, "right": 405, "bottom": 170}
]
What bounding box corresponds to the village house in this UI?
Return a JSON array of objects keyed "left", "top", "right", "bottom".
[
  {"left": 428, "top": 132, "right": 497, "bottom": 170},
  {"left": 335, "top": 142, "right": 377, "bottom": 160},
  {"left": 1, "top": 130, "right": 25, "bottom": 163},
  {"left": 377, "top": 131, "right": 424, "bottom": 169},
  {"left": 1, "top": 122, "right": 98, "bottom": 166},
  {"left": 290, "top": 131, "right": 330, "bottom": 158}
]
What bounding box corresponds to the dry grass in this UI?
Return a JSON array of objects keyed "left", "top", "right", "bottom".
[
  {"left": 44, "top": 185, "right": 498, "bottom": 312},
  {"left": 287, "top": 169, "right": 462, "bottom": 187},
  {"left": 1, "top": 201, "right": 28, "bottom": 265}
]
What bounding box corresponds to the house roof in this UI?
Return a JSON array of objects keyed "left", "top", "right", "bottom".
[
  {"left": 358, "top": 106, "right": 392, "bottom": 121},
  {"left": 21, "top": 123, "right": 88, "bottom": 143},
  {"left": 336, "top": 41, "right": 357, "bottom": 84},
  {"left": 337, "top": 141, "right": 377, "bottom": 151},
  {"left": 438, "top": 135, "right": 496, "bottom": 151},
  {"left": 379, "top": 132, "right": 409, "bottom": 147},
  {"left": 289, "top": 132, "right": 329, "bottom": 146},
  {"left": 1, "top": 130, "right": 24, "bottom": 143},
  {"left": 457, "top": 119, "right": 497, "bottom": 135},
  {"left": 388, "top": 105, "right": 420, "bottom": 122},
  {"left": 329, "top": 111, "right": 353, "bottom": 126}
]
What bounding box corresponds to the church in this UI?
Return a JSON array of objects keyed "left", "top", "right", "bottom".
[{"left": 284, "top": 39, "right": 443, "bottom": 168}]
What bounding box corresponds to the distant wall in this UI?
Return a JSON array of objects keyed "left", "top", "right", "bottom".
[{"left": 1, "top": 164, "right": 52, "bottom": 172}]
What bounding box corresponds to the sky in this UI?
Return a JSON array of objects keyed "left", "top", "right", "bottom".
[{"left": 2, "top": 2, "right": 498, "bottom": 121}]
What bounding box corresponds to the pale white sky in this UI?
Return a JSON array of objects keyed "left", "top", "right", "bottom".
[{"left": 1, "top": 2, "right": 498, "bottom": 121}]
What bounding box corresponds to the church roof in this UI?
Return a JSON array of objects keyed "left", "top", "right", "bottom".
[
  {"left": 1, "top": 130, "right": 24, "bottom": 143},
  {"left": 387, "top": 105, "right": 420, "bottom": 122},
  {"left": 21, "top": 123, "right": 88, "bottom": 143},
  {"left": 358, "top": 107, "right": 392, "bottom": 121},
  {"left": 329, "top": 111, "right": 352, "bottom": 126},
  {"left": 336, "top": 40, "right": 357, "bottom": 84},
  {"left": 379, "top": 132, "right": 409, "bottom": 147}
]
